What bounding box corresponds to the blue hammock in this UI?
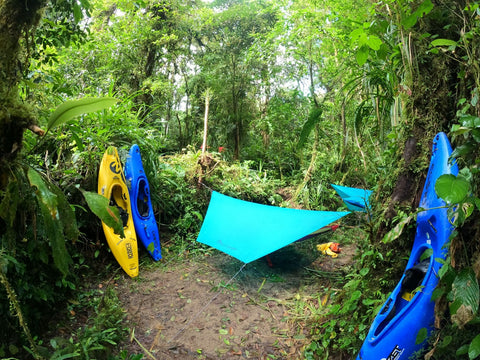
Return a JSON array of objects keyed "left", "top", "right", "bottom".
[
  {"left": 331, "top": 184, "right": 372, "bottom": 212},
  {"left": 196, "top": 191, "right": 349, "bottom": 263}
]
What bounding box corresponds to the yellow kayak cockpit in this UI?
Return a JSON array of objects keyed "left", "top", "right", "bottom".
[{"left": 98, "top": 146, "right": 139, "bottom": 278}]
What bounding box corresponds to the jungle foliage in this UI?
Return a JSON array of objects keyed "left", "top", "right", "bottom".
[{"left": 1, "top": 0, "right": 480, "bottom": 359}]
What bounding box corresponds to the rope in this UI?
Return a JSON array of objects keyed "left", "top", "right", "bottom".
[
  {"left": 167, "top": 262, "right": 247, "bottom": 344},
  {"left": 198, "top": 180, "right": 214, "bottom": 193}
]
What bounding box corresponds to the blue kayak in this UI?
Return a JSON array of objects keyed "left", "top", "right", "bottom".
[
  {"left": 356, "top": 132, "right": 458, "bottom": 360},
  {"left": 124, "top": 144, "right": 162, "bottom": 261},
  {"left": 331, "top": 184, "right": 372, "bottom": 212}
]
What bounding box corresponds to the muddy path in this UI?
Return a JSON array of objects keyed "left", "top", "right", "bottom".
[{"left": 116, "top": 239, "right": 356, "bottom": 359}]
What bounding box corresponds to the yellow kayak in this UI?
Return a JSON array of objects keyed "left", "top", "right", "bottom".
[{"left": 98, "top": 146, "right": 138, "bottom": 278}]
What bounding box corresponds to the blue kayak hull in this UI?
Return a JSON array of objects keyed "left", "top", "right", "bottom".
[
  {"left": 124, "top": 144, "right": 162, "bottom": 261},
  {"left": 356, "top": 132, "right": 458, "bottom": 360}
]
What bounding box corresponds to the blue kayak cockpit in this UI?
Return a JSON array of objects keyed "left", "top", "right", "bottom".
[
  {"left": 357, "top": 132, "right": 458, "bottom": 359},
  {"left": 372, "top": 249, "right": 432, "bottom": 339}
]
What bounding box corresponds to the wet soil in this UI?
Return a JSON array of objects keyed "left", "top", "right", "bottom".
[{"left": 115, "top": 237, "right": 356, "bottom": 360}]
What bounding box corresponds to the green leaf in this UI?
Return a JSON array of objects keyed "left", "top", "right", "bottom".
[
  {"left": 0, "top": 180, "right": 19, "bottom": 227},
  {"left": 459, "top": 115, "right": 480, "bottom": 128},
  {"left": 351, "top": 290, "right": 362, "bottom": 301},
  {"left": 37, "top": 200, "right": 72, "bottom": 275},
  {"left": 431, "top": 287, "right": 445, "bottom": 301},
  {"left": 462, "top": 201, "right": 474, "bottom": 220},
  {"left": 298, "top": 106, "right": 322, "bottom": 148},
  {"left": 81, "top": 190, "right": 125, "bottom": 238},
  {"left": 415, "top": 0, "right": 434, "bottom": 17},
  {"left": 402, "top": 13, "right": 418, "bottom": 30},
  {"left": 366, "top": 35, "right": 382, "bottom": 51},
  {"left": 355, "top": 46, "right": 369, "bottom": 66},
  {"left": 474, "top": 197, "right": 480, "bottom": 211},
  {"left": 349, "top": 28, "right": 364, "bottom": 45},
  {"left": 49, "top": 183, "right": 80, "bottom": 242},
  {"left": 191, "top": 211, "right": 204, "bottom": 222},
  {"left": 73, "top": 3, "right": 82, "bottom": 23},
  {"left": 469, "top": 334, "right": 480, "bottom": 359},
  {"left": 431, "top": 39, "right": 458, "bottom": 47},
  {"left": 147, "top": 243, "right": 155, "bottom": 253},
  {"left": 28, "top": 168, "right": 59, "bottom": 219},
  {"left": 47, "top": 97, "right": 119, "bottom": 133},
  {"left": 457, "top": 344, "right": 469, "bottom": 356},
  {"left": 472, "top": 129, "right": 480, "bottom": 143},
  {"left": 449, "top": 268, "right": 479, "bottom": 328},
  {"left": 452, "top": 142, "right": 477, "bottom": 158},
  {"left": 451, "top": 125, "right": 471, "bottom": 137},
  {"left": 415, "top": 327, "right": 428, "bottom": 345},
  {"left": 28, "top": 168, "right": 72, "bottom": 275},
  {"left": 382, "top": 214, "right": 414, "bottom": 243},
  {"left": 439, "top": 335, "right": 452, "bottom": 348},
  {"left": 420, "top": 248, "right": 433, "bottom": 261},
  {"left": 435, "top": 174, "right": 470, "bottom": 204},
  {"left": 402, "top": 0, "right": 434, "bottom": 29},
  {"left": 359, "top": 267, "right": 369, "bottom": 276}
]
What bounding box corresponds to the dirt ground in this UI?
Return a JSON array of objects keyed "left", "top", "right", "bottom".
[{"left": 116, "top": 238, "right": 356, "bottom": 360}]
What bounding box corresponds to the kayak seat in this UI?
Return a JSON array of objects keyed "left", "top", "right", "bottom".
[
  {"left": 137, "top": 179, "right": 150, "bottom": 217},
  {"left": 401, "top": 258, "right": 430, "bottom": 293},
  {"left": 118, "top": 207, "right": 129, "bottom": 227},
  {"left": 109, "top": 186, "right": 129, "bottom": 227},
  {"left": 137, "top": 198, "right": 149, "bottom": 217},
  {"left": 373, "top": 258, "right": 430, "bottom": 336}
]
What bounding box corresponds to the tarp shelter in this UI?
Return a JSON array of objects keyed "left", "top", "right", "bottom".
[
  {"left": 196, "top": 191, "right": 350, "bottom": 263},
  {"left": 331, "top": 184, "right": 372, "bottom": 212}
]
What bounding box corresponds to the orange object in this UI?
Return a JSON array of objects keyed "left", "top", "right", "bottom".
[
  {"left": 317, "top": 242, "right": 342, "bottom": 258},
  {"left": 329, "top": 242, "right": 341, "bottom": 253}
]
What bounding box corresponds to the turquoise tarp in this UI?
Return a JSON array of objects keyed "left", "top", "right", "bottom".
[
  {"left": 331, "top": 184, "right": 372, "bottom": 212},
  {"left": 196, "top": 191, "right": 350, "bottom": 263}
]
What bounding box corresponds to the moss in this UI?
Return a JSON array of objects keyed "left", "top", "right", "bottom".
[
  {"left": 0, "top": 0, "right": 46, "bottom": 181},
  {"left": 0, "top": 97, "right": 36, "bottom": 152}
]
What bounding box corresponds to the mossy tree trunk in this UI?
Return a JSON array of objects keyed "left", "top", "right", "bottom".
[
  {"left": 378, "top": 2, "right": 462, "bottom": 240},
  {"left": 0, "top": 0, "right": 46, "bottom": 189}
]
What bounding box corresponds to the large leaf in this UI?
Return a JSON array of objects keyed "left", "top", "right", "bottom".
[
  {"left": 0, "top": 179, "right": 19, "bottom": 227},
  {"left": 452, "top": 142, "right": 477, "bottom": 159},
  {"left": 469, "top": 334, "right": 480, "bottom": 359},
  {"left": 47, "top": 97, "right": 119, "bottom": 132},
  {"left": 355, "top": 46, "right": 369, "bottom": 66},
  {"left": 49, "top": 183, "right": 80, "bottom": 242},
  {"left": 435, "top": 174, "right": 470, "bottom": 204},
  {"left": 27, "top": 168, "right": 59, "bottom": 220},
  {"left": 366, "top": 35, "right": 382, "bottom": 51},
  {"left": 37, "top": 200, "right": 72, "bottom": 276},
  {"left": 402, "top": 0, "right": 434, "bottom": 30},
  {"left": 27, "top": 168, "right": 72, "bottom": 275},
  {"left": 298, "top": 106, "right": 323, "bottom": 148},
  {"left": 415, "top": 327, "right": 428, "bottom": 345},
  {"left": 382, "top": 214, "right": 414, "bottom": 243},
  {"left": 449, "top": 268, "right": 479, "bottom": 328},
  {"left": 81, "top": 190, "right": 125, "bottom": 238},
  {"left": 458, "top": 115, "right": 480, "bottom": 128},
  {"left": 431, "top": 39, "right": 458, "bottom": 48}
]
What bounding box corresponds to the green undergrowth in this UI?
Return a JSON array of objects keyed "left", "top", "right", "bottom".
[
  {"left": 298, "top": 218, "right": 412, "bottom": 359},
  {"left": 2, "top": 283, "right": 138, "bottom": 360}
]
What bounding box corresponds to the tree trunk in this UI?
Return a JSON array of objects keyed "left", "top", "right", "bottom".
[
  {"left": 231, "top": 56, "right": 241, "bottom": 160},
  {"left": 201, "top": 89, "right": 210, "bottom": 157},
  {"left": 379, "top": 5, "right": 461, "bottom": 240},
  {"left": 0, "top": 0, "right": 46, "bottom": 189}
]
